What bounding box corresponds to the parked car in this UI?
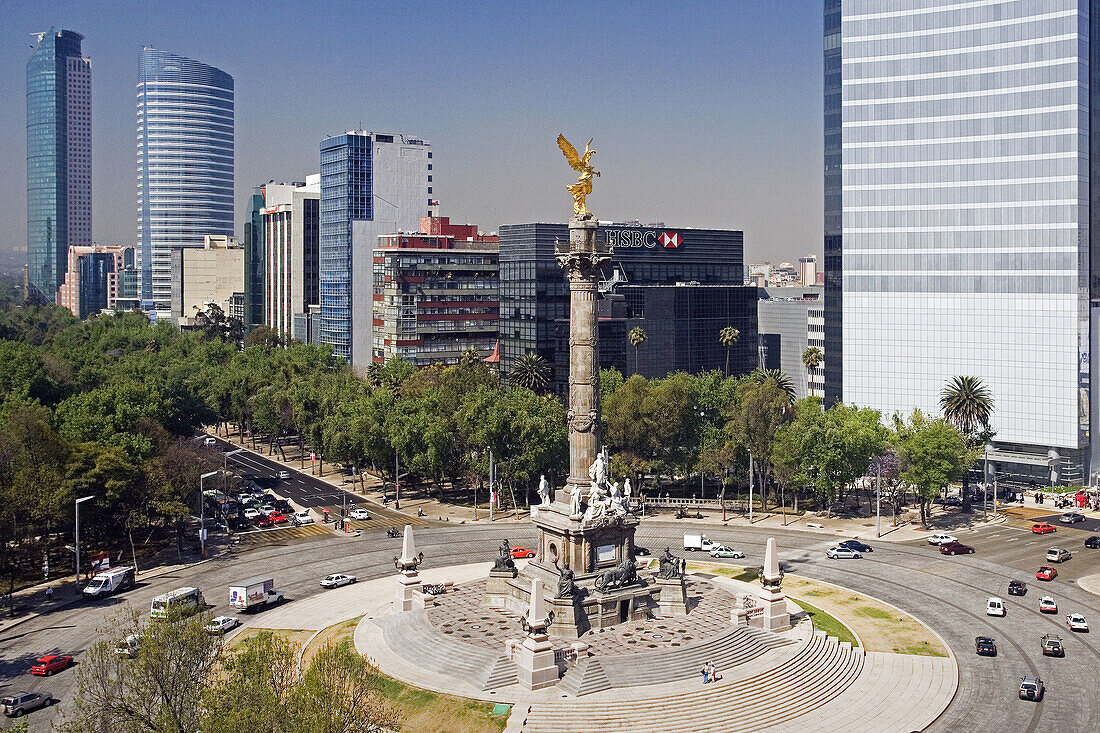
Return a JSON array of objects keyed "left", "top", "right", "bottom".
[
  {"left": 940, "top": 541, "right": 975, "bottom": 555},
  {"left": 206, "top": 616, "right": 240, "bottom": 634},
  {"left": 2, "top": 691, "right": 53, "bottom": 717},
  {"left": 255, "top": 515, "right": 274, "bottom": 528},
  {"left": 1036, "top": 566, "right": 1059, "bottom": 581},
  {"left": 347, "top": 508, "right": 371, "bottom": 520},
  {"left": 277, "top": 470, "right": 291, "bottom": 480},
  {"left": 633, "top": 545, "right": 651, "bottom": 556},
  {"left": 826, "top": 546, "right": 863, "bottom": 559},
  {"left": 243, "top": 507, "right": 261, "bottom": 520},
  {"left": 943, "top": 495, "right": 962, "bottom": 506},
  {"left": 1039, "top": 596, "right": 1058, "bottom": 614},
  {"left": 30, "top": 655, "right": 73, "bottom": 676},
  {"left": 1032, "top": 523, "right": 1057, "bottom": 534},
  {"left": 986, "top": 597, "right": 1006, "bottom": 617},
  {"left": 709, "top": 545, "right": 745, "bottom": 558},
  {"left": 1019, "top": 675, "right": 1044, "bottom": 701},
  {"left": 273, "top": 499, "right": 293, "bottom": 513},
  {"left": 258, "top": 503, "right": 277, "bottom": 516},
  {"left": 115, "top": 634, "right": 140, "bottom": 658},
  {"left": 1085, "top": 535, "right": 1100, "bottom": 549},
  {"left": 927, "top": 533, "right": 957, "bottom": 545},
  {"left": 1067, "top": 613, "right": 1089, "bottom": 632},
  {"left": 1008, "top": 580, "right": 1027, "bottom": 596},
  {"left": 1060, "top": 512, "right": 1086, "bottom": 524},
  {"left": 293, "top": 510, "right": 314, "bottom": 525},
  {"left": 509, "top": 546, "right": 535, "bottom": 559},
  {"left": 320, "top": 573, "right": 357, "bottom": 588},
  {"left": 203, "top": 436, "right": 217, "bottom": 447},
  {"left": 839, "top": 540, "right": 873, "bottom": 553},
  {"left": 1040, "top": 634, "right": 1064, "bottom": 657},
  {"left": 268, "top": 512, "right": 288, "bottom": 525},
  {"left": 975, "top": 636, "right": 997, "bottom": 656},
  {"left": 1046, "top": 547, "right": 1072, "bottom": 563}
]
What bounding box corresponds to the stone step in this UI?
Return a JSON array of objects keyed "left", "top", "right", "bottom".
[
  {"left": 374, "top": 610, "right": 499, "bottom": 685},
  {"left": 482, "top": 654, "right": 519, "bottom": 690},
  {"left": 557, "top": 656, "right": 611, "bottom": 697}
]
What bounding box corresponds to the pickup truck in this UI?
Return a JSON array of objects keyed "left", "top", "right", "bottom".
[{"left": 228, "top": 577, "right": 284, "bottom": 612}]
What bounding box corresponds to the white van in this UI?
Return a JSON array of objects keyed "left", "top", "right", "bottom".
[
  {"left": 986, "top": 597, "right": 1006, "bottom": 617},
  {"left": 150, "top": 587, "right": 204, "bottom": 619}
]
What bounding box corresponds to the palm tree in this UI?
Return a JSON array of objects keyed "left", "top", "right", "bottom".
[
  {"left": 802, "top": 346, "right": 824, "bottom": 398},
  {"left": 509, "top": 353, "right": 551, "bottom": 392},
  {"left": 719, "top": 327, "right": 740, "bottom": 377},
  {"left": 627, "top": 327, "right": 648, "bottom": 375},
  {"left": 750, "top": 368, "right": 796, "bottom": 407},
  {"left": 940, "top": 375, "right": 994, "bottom": 513}
]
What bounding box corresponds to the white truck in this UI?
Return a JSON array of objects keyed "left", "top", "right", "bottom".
[
  {"left": 228, "top": 577, "right": 284, "bottom": 612},
  {"left": 83, "top": 566, "right": 135, "bottom": 599},
  {"left": 684, "top": 533, "right": 716, "bottom": 552}
]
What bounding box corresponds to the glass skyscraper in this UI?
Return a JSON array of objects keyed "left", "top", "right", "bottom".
[
  {"left": 26, "top": 29, "right": 91, "bottom": 303},
  {"left": 837, "top": 0, "right": 1097, "bottom": 482},
  {"left": 137, "top": 49, "right": 233, "bottom": 320}
]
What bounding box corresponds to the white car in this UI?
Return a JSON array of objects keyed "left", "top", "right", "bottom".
[
  {"left": 1067, "top": 613, "right": 1089, "bottom": 632},
  {"left": 243, "top": 507, "right": 261, "bottom": 520},
  {"left": 258, "top": 504, "right": 276, "bottom": 516},
  {"left": 709, "top": 545, "right": 745, "bottom": 558},
  {"left": 293, "top": 510, "right": 314, "bottom": 525},
  {"left": 826, "top": 546, "right": 862, "bottom": 559},
  {"left": 927, "top": 533, "right": 958, "bottom": 545},
  {"left": 277, "top": 470, "right": 291, "bottom": 480},
  {"left": 348, "top": 508, "right": 371, "bottom": 520},
  {"left": 206, "top": 616, "right": 239, "bottom": 634},
  {"left": 986, "top": 597, "right": 1006, "bottom": 617},
  {"left": 203, "top": 436, "right": 217, "bottom": 447},
  {"left": 320, "top": 573, "right": 357, "bottom": 589}
]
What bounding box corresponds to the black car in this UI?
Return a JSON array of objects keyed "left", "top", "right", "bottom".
[
  {"left": 840, "top": 540, "right": 873, "bottom": 553},
  {"left": 1008, "top": 580, "right": 1027, "bottom": 596},
  {"left": 273, "top": 500, "right": 293, "bottom": 513},
  {"left": 2, "top": 691, "right": 53, "bottom": 717},
  {"left": 975, "top": 636, "right": 997, "bottom": 656},
  {"left": 1086, "top": 535, "right": 1100, "bottom": 549},
  {"left": 633, "top": 546, "right": 651, "bottom": 556}
]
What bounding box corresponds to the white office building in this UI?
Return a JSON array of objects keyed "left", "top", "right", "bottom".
[
  {"left": 839, "top": 0, "right": 1095, "bottom": 483},
  {"left": 261, "top": 176, "right": 320, "bottom": 337}
]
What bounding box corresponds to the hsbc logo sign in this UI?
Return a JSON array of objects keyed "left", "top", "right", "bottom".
[{"left": 605, "top": 229, "right": 684, "bottom": 250}]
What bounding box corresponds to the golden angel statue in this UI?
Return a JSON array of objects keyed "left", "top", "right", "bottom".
[{"left": 557, "top": 134, "right": 600, "bottom": 218}]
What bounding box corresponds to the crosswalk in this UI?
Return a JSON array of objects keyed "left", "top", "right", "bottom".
[{"left": 235, "top": 523, "right": 333, "bottom": 544}]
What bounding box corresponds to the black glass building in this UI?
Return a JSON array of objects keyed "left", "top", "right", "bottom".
[
  {"left": 823, "top": 0, "right": 842, "bottom": 405},
  {"left": 499, "top": 223, "right": 754, "bottom": 394}
]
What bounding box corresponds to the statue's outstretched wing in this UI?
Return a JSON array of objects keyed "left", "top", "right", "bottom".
[{"left": 557, "top": 134, "right": 582, "bottom": 171}]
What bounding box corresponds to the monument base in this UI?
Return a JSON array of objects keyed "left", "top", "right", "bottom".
[
  {"left": 495, "top": 571, "right": 656, "bottom": 638},
  {"left": 514, "top": 629, "right": 558, "bottom": 690},
  {"left": 760, "top": 586, "right": 791, "bottom": 632},
  {"left": 397, "top": 571, "right": 421, "bottom": 612},
  {"left": 656, "top": 576, "right": 688, "bottom": 617},
  {"left": 482, "top": 567, "right": 518, "bottom": 609}
]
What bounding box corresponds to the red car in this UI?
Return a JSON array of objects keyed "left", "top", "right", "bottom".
[
  {"left": 939, "top": 541, "right": 975, "bottom": 555},
  {"left": 1036, "top": 566, "right": 1059, "bottom": 581},
  {"left": 268, "top": 512, "right": 288, "bottom": 525},
  {"left": 509, "top": 546, "right": 535, "bottom": 559},
  {"left": 255, "top": 515, "right": 274, "bottom": 528},
  {"left": 31, "top": 654, "right": 74, "bottom": 676},
  {"left": 1032, "top": 523, "right": 1057, "bottom": 534}
]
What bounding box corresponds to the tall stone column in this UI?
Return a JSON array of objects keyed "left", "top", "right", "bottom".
[{"left": 557, "top": 218, "right": 610, "bottom": 496}]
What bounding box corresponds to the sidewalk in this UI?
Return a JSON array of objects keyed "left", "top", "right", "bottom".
[{"left": 0, "top": 553, "right": 214, "bottom": 636}]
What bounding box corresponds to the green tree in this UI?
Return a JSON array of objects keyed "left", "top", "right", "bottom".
[
  {"left": 749, "top": 368, "right": 796, "bottom": 407},
  {"left": 719, "top": 326, "right": 740, "bottom": 378},
  {"left": 627, "top": 326, "right": 647, "bottom": 375},
  {"left": 728, "top": 375, "right": 791, "bottom": 508},
  {"left": 509, "top": 352, "right": 551, "bottom": 393},
  {"left": 892, "top": 410, "right": 972, "bottom": 527},
  {"left": 801, "top": 346, "right": 823, "bottom": 399},
  {"left": 244, "top": 324, "right": 285, "bottom": 349},
  {"left": 940, "top": 375, "right": 995, "bottom": 513}
]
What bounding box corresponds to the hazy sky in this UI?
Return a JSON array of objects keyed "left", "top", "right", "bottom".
[{"left": 1, "top": 1, "right": 824, "bottom": 264}]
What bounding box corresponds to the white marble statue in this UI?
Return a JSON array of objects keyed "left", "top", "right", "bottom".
[
  {"left": 569, "top": 482, "right": 584, "bottom": 517},
  {"left": 538, "top": 474, "right": 551, "bottom": 506},
  {"left": 623, "top": 478, "right": 632, "bottom": 511},
  {"left": 584, "top": 481, "right": 607, "bottom": 522},
  {"left": 609, "top": 481, "right": 625, "bottom": 515},
  {"left": 588, "top": 454, "right": 608, "bottom": 488}
]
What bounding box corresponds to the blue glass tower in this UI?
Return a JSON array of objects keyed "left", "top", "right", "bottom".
[
  {"left": 137, "top": 49, "right": 233, "bottom": 320},
  {"left": 26, "top": 29, "right": 91, "bottom": 303}
]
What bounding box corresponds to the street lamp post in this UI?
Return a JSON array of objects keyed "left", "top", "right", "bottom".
[
  {"left": 74, "top": 495, "right": 95, "bottom": 587},
  {"left": 748, "top": 450, "right": 754, "bottom": 524},
  {"left": 875, "top": 464, "right": 881, "bottom": 538},
  {"left": 199, "top": 471, "right": 218, "bottom": 559}
]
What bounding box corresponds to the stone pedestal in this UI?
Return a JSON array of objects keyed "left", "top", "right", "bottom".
[
  {"left": 656, "top": 576, "right": 688, "bottom": 617},
  {"left": 760, "top": 587, "right": 790, "bottom": 632},
  {"left": 482, "top": 567, "right": 518, "bottom": 608},
  {"left": 514, "top": 631, "right": 558, "bottom": 690},
  {"left": 397, "top": 571, "right": 421, "bottom": 612}
]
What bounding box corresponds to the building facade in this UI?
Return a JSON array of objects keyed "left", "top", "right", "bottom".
[
  {"left": 758, "top": 286, "right": 824, "bottom": 401},
  {"left": 372, "top": 217, "right": 498, "bottom": 365},
  {"left": 499, "top": 223, "right": 751, "bottom": 394},
  {"left": 318, "top": 131, "right": 433, "bottom": 366},
  {"left": 823, "top": 0, "right": 843, "bottom": 405},
  {"left": 260, "top": 177, "right": 320, "bottom": 337},
  {"left": 838, "top": 0, "right": 1096, "bottom": 483},
  {"left": 243, "top": 186, "right": 265, "bottom": 331},
  {"left": 27, "top": 29, "right": 91, "bottom": 303},
  {"left": 171, "top": 235, "right": 244, "bottom": 326},
  {"left": 57, "top": 245, "right": 136, "bottom": 319},
  {"left": 137, "top": 49, "right": 234, "bottom": 322}
]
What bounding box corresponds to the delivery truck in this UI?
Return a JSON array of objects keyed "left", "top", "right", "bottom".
[
  {"left": 83, "top": 566, "right": 135, "bottom": 599},
  {"left": 683, "top": 533, "right": 716, "bottom": 552},
  {"left": 228, "top": 577, "right": 284, "bottom": 612}
]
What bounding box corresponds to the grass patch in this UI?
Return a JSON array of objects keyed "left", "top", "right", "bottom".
[
  {"left": 893, "top": 641, "right": 940, "bottom": 656},
  {"left": 687, "top": 562, "right": 760, "bottom": 583},
  {"left": 791, "top": 598, "right": 859, "bottom": 647},
  {"left": 855, "top": 606, "right": 894, "bottom": 620}
]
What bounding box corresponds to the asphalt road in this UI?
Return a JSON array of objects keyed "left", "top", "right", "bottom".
[{"left": 5, "top": 519, "right": 1100, "bottom": 731}]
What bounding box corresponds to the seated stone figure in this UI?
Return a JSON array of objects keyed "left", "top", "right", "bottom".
[
  {"left": 657, "top": 546, "right": 685, "bottom": 580},
  {"left": 556, "top": 565, "right": 576, "bottom": 599},
  {"left": 492, "top": 539, "right": 516, "bottom": 572}
]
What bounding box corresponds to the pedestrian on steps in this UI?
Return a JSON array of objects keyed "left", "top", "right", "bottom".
[{"left": 701, "top": 664, "right": 710, "bottom": 684}]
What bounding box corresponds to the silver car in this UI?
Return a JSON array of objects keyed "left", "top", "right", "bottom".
[
  {"left": 826, "top": 546, "right": 862, "bottom": 559},
  {"left": 2, "top": 691, "right": 53, "bottom": 717}
]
